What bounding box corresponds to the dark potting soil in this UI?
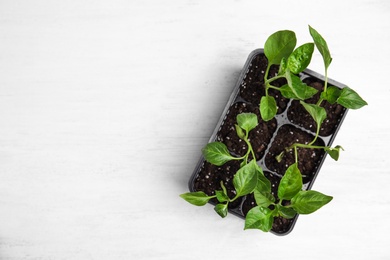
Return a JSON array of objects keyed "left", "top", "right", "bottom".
[
  {"left": 191, "top": 51, "right": 346, "bottom": 234},
  {"left": 287, "top": 78, "right": 346, "bottom": 136},
  {"left": 264, "top": 124, "right": 326, "bottom": 184},
  {"left": 239, "top": 54, "right": 289, "bottom": 114},
  {"left": 216, "top": 102, "right": 277, "bottom": 160}
]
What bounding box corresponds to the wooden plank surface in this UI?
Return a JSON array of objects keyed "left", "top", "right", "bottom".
[{"left": 0, "top": 0, "right": 389, "bottom": 259}]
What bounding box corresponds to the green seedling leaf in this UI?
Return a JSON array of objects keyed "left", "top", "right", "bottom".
[
  {"left": 235, "top": 124, "right": 245, "bottom": 139},
  {"left": 214, "top": 203, "right": 228, "bottom": 218},
  {"left": 336, "top": 87, "right": 368, "bottom": 109},
  {"left": 202, "top": 142, "right": 235, "bottom": 166},
  {"left": 256, "top": 169, "right": 271, "bottom": 193},
  {"left": 300, "top": 101, "right": 327, "bottom": 128},
  {"left": 264, "top": 30, "right": 297, "bottom": 65},
  {"left": 180, "top": 191, "right": 212, "bottom": 206},
  {"left": 278, "top": 57, "right": 287, "bottom": 74},
  {"left": 281, "top": 74, "right": 318, "bottom": 100},
  {"left": 215, "top": 190, "right": 229, "bottom": 203},
  {"left": 309, "top": 25, "right": 332, "bottom": 69},
  {"left": 287, "top": 43, "right": 315, "bottom": 74},
  {"left": 291, "top": 190, "right": 333, "bottom": 214},
  {"left": 278, "top": 163, "right": 302, "bottom": 200},
  {"left": 276, "top": 204, "right": 297, "bottom": 219},
  {"left": 254, "top": 190, "right": 275, "bottom": 207},
  {"left": 220, "top": 181, "right": 227, "bottom": 195},
  {"left": 324, "top": 145, "right": 344, "bottom": 161},
  {"left": 320, "top": 86, "right": 341, "bottom": 104},
  {"left": 260, "top": 96, "right": 277, "bottom": 121},
  {"left": 233, "top": 160, "right": 259, "bottom": 197},
  {"left": 244, "top": 206, "right": 274, "bottom": 232},
  {"left": 275, "top": 151, "right": 284, "bottom": 163},
  {"left": 237, "top": 113, "right": 258, "bottom": 133}
]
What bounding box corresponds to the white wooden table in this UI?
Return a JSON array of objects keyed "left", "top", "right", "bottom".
[{"left": 0, "top": 0, "right": 389, "bottom": 259}]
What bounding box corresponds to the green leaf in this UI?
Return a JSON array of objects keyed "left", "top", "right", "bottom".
[
  {"left": 180, "top": 191, "right": 212, "bottom": 206},
  {"left": 256, "top": 169, "right": 271, "bottom": 193},
  {"left": 220, "top": 181, "right": 227, "bottom": 195},
  {"left": 235, "top": 124, "right": 245, "bottom": 139},
  {"left": 276, "top": 204, "right": 297, "bottom": 219},
  {"left": 336, "top": 87, "right": 368, "bottom": 109},
  {"left": 287, "top": 43, "right": 315, "bottom": 74},
  {"left": 291, "top": 190, "right": 333, "bottom": 214},
  {"left": 324, "top": 145, "right": 344, "bottom": 161},
  {"left": 278, "top": 57, "right": 287, "bottom": 74},
  {"left": 233, "top": 160, "right": 259, "bottom": 197},
  {"left": 237, "top": 113, "right": 258, "bottom": 133},
  {"left": 202, "top": 142, "right": 235, "bottom": 166},
  {"left": 320, "top": 86, "right": 341, "bottom": 104},
  {"left": 260, "top": 95, "right": 277, "bottom": 121},
  {"left": 278, "top": 163, "right": 302, "bottom": 200},
  {"left": 281, "top": 74, "right": 318, "bottom": 100},
  {"left": 300, "top": 101, "right": 327, "bottom": 128},
  {"left": 264, "top": 30, "right": 297, "bottom": 65},
  {"left": 254, "top": 190, "right": 275, "bottom": 207},
  {"left": 214, "top": 203, "right": 228, "bottom": 218},
  {"left": 215, "top": 190, "right": 229, "bottom": 203},
  {"left": 244, "top": 206, "right": 274, "bottom": 232},
  {"left": 275, "top": 151, "right": 285, "bottom": 163},
  {"left": 309, "top": 25, "right": 332, "bottom": 69}
]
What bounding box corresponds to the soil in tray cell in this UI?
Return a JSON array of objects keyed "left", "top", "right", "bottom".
[
  {"left": 265, "top": 124, "right": 325, "bottom": 183},
  {"left": 241, "top": 171, "right": 295, "bottom": 234},
  {"left": 193, "top": 160, "right": 243, "bottom": 209},
  {"left": 216, "top": 102, "right": 277, "bottom": 160},
  {"left": 239, "top": 53, "right": 289, "bottom": 114},
  {"left": 287, "top": 77, "right": 346, "bottom": 136}
]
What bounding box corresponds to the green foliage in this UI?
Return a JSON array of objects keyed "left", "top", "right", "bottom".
[
  {"left": 264, "top": 30, "right": 297, "bottom": 65},
  {"left": 320, "top": 86, "right": 341, "bottom": 104},
  {"left": 300, "top": 101, "right": 327, "bottom": 129},
  {"left": 291, "top": 190, "right": 333, "bottom": 214},
  {"left": 233, "top": 160, "right": 259, "bottom": 197},
  {"left": 324, "top": 145, "right": 344, "bottom": 161},
  {"left": 181, "top": 26, "right": 367, "bottom": 233},
  {"left": 260, "top": 96, "right": 277, "bottom": 121},
  {"left": 237, "top": 113, "right": 258, "bottom": 132},
  {"left": 287, "top": 43, "right": 314, "bottom": 74},
  {"left": 278, "top": 163, "right": 302, "bottom": 200},
  {"left": 309, "top": 25, "right": 332, "bottom": 69},
  {"left": 336, "top": 87, "right": 368, "bottom": 109},
  {"left": 180, "top": 191, "right": 214, "bottom": 206},
  {"left": 202, "top": 142, "right": 235, "bottom": 166},
  {"left": 244, "top": 206, "right": 274, "bottom": 232}
]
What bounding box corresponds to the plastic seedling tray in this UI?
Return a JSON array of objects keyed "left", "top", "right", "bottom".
[{"left": 188, "top": 49, "right": 348, "bottom": 235}]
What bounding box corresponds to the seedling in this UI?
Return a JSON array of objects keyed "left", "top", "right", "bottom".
[
  {"left": 180, "top": 26, "right": 367, "bottom": 233},
  {"left": 180, "top": 113, "right": 333, "bottom": 231},
  {"left": 273, "top": 26, "right": 367, "bottom": 163}
]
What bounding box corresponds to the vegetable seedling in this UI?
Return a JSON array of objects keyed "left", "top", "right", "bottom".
[
  {"left": 181, "top": 113, "right": 333, "bottom": 232},
  {"left": 180, "top": 26, "right": 367, "bottom": 233}
]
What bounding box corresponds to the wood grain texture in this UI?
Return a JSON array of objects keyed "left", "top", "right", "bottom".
[{"left": 0, "top": 0, "right": 389, "bottom": 259}]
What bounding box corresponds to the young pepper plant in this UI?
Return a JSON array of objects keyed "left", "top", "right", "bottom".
[
  {"left": 180, "top": 113, "right": 333, "bottom": 231},
  {"left": 260, "top": 30, "right": 318, "bottom": 121},
  {"left": 245, "top": 163, "right": 332, "bottom": 232},
  {"left": 277, "top": 26, "right": 368, "bottom": 163},
  {"left": 180, "top": 113, "right": 269, "bottom": 218}
]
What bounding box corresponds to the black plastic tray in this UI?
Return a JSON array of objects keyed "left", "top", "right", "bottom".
[{"left": 188, "top": 48, "right": 348, "bottom": 235}]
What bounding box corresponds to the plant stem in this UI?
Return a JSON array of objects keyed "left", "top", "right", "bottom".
[
  {"left": 316, "top": 69, "right": 328, "bottom": 106},
  {"left": 264, "top": 75, "right": 285, "bottom": 86},
  {"left": 294, "top": 146, "right": 298, "bottom": 164},
  {"left": 268, "top": 85, "right": 281, "bottom": 91},
  {"left": 288, "top": 143, "right": 327, "bottom": 151},
  {"left": 264, "top": 63, "right": 272, "bottom": 83},
  {"left": 308, "top": 124, "right": 321, "bottom": 146}
]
